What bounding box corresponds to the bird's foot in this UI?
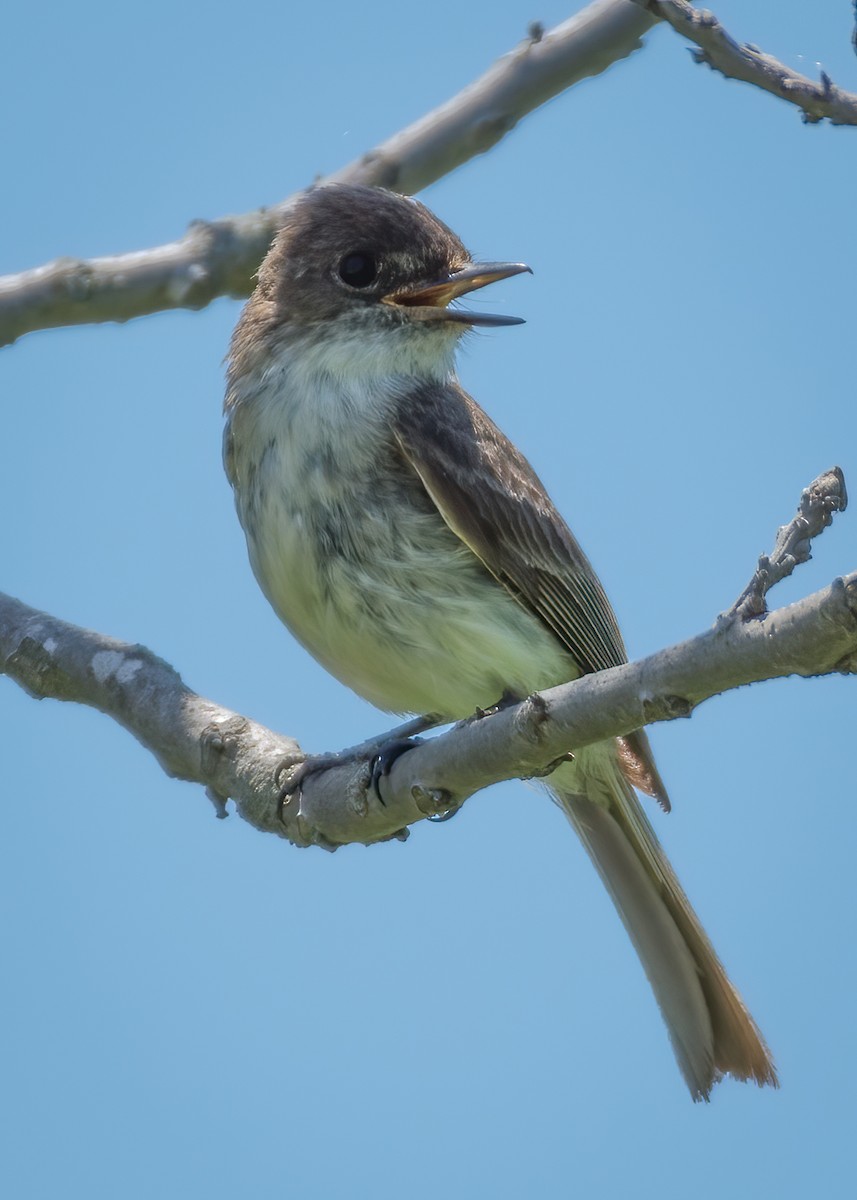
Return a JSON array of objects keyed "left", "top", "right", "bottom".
[
  {"left": 369, "top": 736, "right": 426, "bottom": 807},
  {"left": 275, "top": 751, "right": 344, "bottom": 822},
  {"left": 371, "top": 736, "right": 463, "bottom": 823},
  {"left": 275, "top": 713, "right": 444, "bottom": 823}
]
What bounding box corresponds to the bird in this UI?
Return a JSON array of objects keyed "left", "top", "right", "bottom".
[{"left": 223, "top": 182, "right": 777, "bottom": 1100}]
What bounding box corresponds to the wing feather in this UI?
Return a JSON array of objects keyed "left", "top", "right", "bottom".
[
  {"left": 392, "top": 380, "right": 626, "bottom": 674},
  {"left": 392, "top": 379, "right": 669, "bottom": 807}
]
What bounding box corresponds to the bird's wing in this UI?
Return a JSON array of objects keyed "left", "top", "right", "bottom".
[{"left": 392, "top": 379, "right": 669, "bottom": 806}]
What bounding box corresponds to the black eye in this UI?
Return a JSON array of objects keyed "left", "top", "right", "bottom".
[{"left": 338, "top": 252, "right": 377, "bottom": 289}]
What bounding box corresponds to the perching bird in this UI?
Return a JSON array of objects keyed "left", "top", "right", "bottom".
[{"left": 223, "top": 183, "right": 777, "bottom": 1100}]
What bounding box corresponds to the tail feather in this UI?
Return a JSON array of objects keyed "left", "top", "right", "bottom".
[{"left": 555, "top": 764, "right": 778, "bottom": 1101}]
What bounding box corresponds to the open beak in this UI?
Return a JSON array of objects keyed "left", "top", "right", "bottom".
[{"left": 382, "top": 261, "right": 531, "bottom": 327}]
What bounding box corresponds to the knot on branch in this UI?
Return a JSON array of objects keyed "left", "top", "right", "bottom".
[
  {"left": 513, "top": 691, "right": 552, "bottom": 744},
  {"left": 411, "top": 782, "right": 457, "bottom": 821},
  {"left": 831, "top": 578, "right": 857, "bottom": 673},
  {"left": 642, "top": 694, "right": 693, "bottom": 722},
  {"left": 54, "top": 257, "right": 96, "bottom": 302},
  {"left": 841, "top": 574, "right": 857, "bottom": 619},
  {"left": 200, "top": 715, "right": 249, "bottom": 772},
  {"left": 4, "top": 634, "right": 61, "bottom": 700}
]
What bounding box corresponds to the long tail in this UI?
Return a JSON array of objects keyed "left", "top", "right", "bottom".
[{"left": 553, "top": 760, "right": 778, "bottom": 1101}]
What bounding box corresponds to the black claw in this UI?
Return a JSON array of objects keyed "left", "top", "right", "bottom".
[
  {"left": 370, "top": 736, "right": 424, "bottom": 806},
  {"left": 275, "top": 752, "right": 340, "bottom": 823}
]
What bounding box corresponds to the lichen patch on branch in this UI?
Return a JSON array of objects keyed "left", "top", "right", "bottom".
[{"left": 91, "top": 649, "right": 143, "bottom": 685}]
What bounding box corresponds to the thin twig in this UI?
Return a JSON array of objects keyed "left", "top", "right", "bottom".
[
  {"left": 636, "top": 0, "right": 857, "bottom": 125},
  {"left": 0, "top": 1, "right": 658, "bottom": 347},
  {"left": 728, "top": 467, "right": 848, "bottom": 620}
]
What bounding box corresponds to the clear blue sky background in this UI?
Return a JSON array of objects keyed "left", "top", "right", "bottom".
[{"left": 3, "top": 2, "right": 855, "bottom": 1196}]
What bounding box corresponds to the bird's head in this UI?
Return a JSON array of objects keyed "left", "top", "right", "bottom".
[{"left": 231, "top": 184, "right": 530, "bottom": 383}]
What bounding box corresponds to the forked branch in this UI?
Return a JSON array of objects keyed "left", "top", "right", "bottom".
[
  {"left": 0, "top": 1, "right": 657, "bottom": 346},
  {"left": 637, "top": 0, "right": 857, "bottom": 125}
]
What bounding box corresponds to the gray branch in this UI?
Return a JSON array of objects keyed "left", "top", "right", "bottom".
[
  {"left": 728, "top": 467, "right": 848, "bottom": 620},
  {"left": 636, "top": 0, "right": 857, "bottom": 124},
  {"left": 0, "top": 1, "right": 657, "bottom": 347},
  {"left": 2, "top": 474, "right": 855, "bottom": 850}
]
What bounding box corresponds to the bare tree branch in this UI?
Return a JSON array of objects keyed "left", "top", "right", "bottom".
[
  {"left": 3, "top": 475, "right": 855, "bottom": 850},
  {"left": 0, "top": 1, "right": 658, "bottom": 347},
  {"left": 636, "top": 0, "right": 857, "bottom": 125}
]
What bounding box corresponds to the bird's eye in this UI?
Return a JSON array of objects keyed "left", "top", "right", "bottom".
[{"left": 338, "top": 252, "right": 377, "bottom": 289}]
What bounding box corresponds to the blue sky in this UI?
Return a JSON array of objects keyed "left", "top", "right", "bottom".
[{"left": 3, "top": 2, "right": 855, "bottom": 1197}]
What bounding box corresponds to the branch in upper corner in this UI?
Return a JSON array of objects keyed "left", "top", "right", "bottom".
[
  {"left": 0, "top": 1, "right": 659, "bottom": 347},
  {"left": 635, "top": 0, "right": 857, "bottom": 125},
  {"left": 728, "top": 467, "right": 848, "bottom": 621}
]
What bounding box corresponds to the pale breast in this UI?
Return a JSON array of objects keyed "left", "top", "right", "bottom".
[{"left": 226, "top": 365, "right": 575, "bottom": 717}]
